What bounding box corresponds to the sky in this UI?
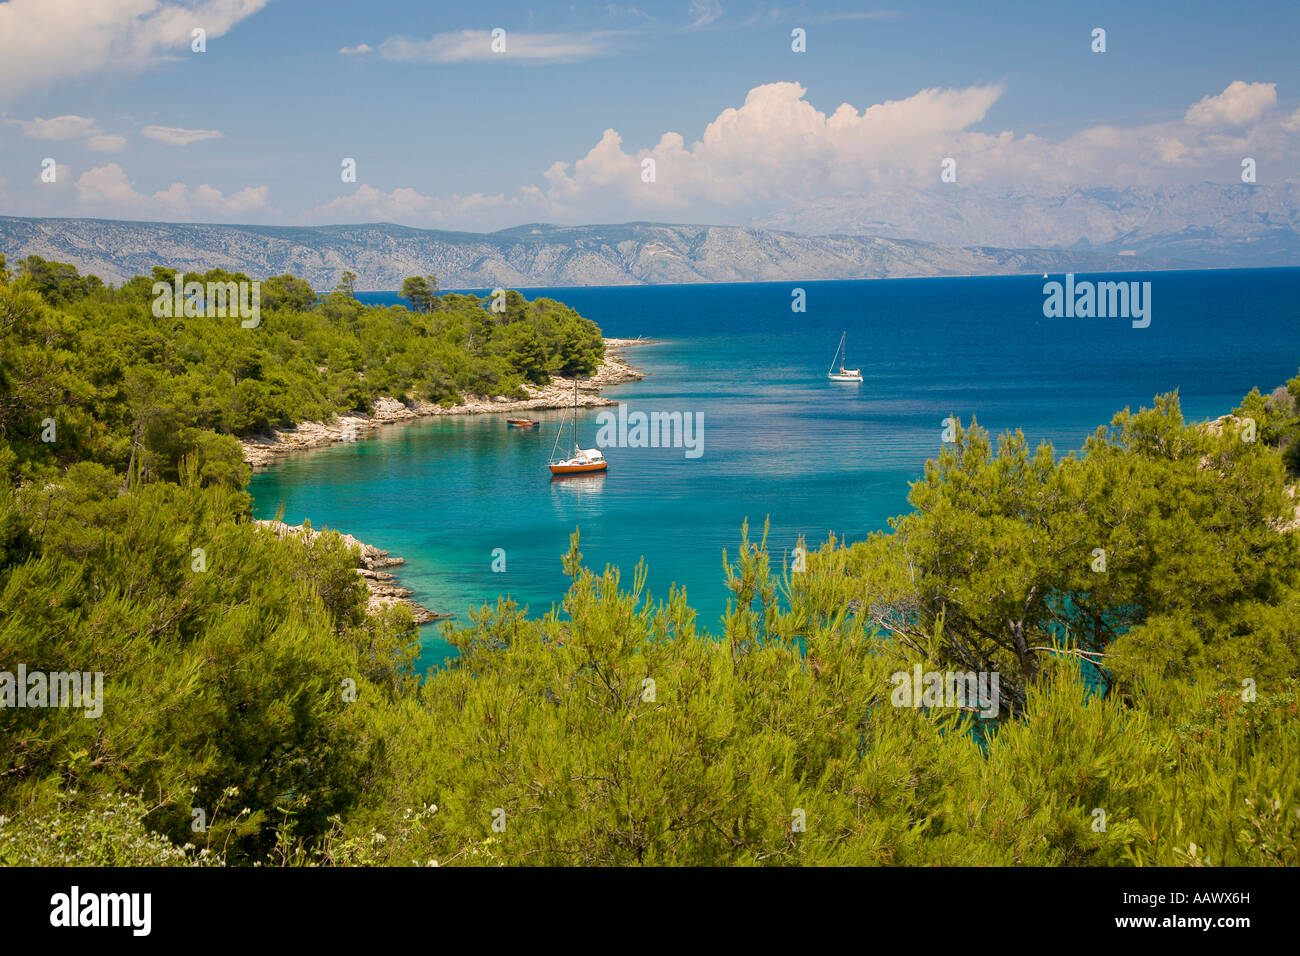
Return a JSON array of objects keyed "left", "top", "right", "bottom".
[{"left": 1, "top": 0, "right": 1297, "bottom": 232}]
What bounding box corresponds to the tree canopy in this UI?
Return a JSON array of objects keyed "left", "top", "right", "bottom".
[
  {"left": 0, "top": 260, "right": 603, "bottom": 486},
  {"left": 0, "top": 260, "right": 1297, "bottom": 866}
]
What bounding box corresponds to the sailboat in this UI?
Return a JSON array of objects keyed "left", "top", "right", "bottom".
[
  {"left": 827, "top": 331, "right": 863, "bottom": 382},
  {"left": 548, "top": 377, "right": 608, "bottom": 475}
]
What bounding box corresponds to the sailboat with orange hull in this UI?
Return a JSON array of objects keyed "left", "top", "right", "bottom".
[{"left": 548, "top": 378, "right": 608, "bottom": 475}]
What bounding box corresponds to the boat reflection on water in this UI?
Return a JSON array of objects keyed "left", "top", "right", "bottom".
[{"left": 549, "top": 471, "right": 607, "bottom": 495}]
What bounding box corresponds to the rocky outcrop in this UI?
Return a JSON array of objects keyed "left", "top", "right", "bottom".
[
  {"left": 239, "top": 339, "right": 650, "bottom": 467},
  {"left": 252, "top": 518, "right": 444, "bottom": 624}
]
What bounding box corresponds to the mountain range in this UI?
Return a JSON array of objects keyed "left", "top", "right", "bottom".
[
  {"left": 0, "top": 216, "right": 1183, "bottom": 291},
  {"left": 756, "top": 182, "right": 1300, "bottom": 268},
  {"left": 1, "top": 180, "right": 1295, "bottom": 290}
]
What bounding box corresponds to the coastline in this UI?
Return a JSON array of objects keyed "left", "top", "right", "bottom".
[
  {"left": 239, "top": 338, "right": 654, "bottom": 469},
  {"left": 243, "top": 337, "right": 657, "bottom": 625},
  {"left": 252, "top": 518, "right": 448, "bottom": 625}
]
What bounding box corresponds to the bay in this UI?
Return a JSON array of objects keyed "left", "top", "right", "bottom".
[{"left": 250, "top": 269, "right": 1300, "bottom": 671}]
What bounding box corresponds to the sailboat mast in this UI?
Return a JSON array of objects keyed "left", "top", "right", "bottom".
[{"left": 829, "top": 331, "right": 845, "bottom": 375}]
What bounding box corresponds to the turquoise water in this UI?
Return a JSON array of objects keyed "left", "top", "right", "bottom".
[{"left": 252, "top": 270, "right": 1300, "bottom": 671}]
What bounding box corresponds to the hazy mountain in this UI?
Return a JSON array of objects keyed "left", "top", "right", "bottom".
[
  {"left": 756, "top": 182, "right": 1300, "bottom": 268},
  {"left": 0, "top": 216, "right": 1181, "bottom": 291}
]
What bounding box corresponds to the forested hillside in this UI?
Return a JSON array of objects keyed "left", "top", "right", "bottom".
[
  {"left": 1, "top": 256, "right": 1298, "bottom": 866},
  {"left": 0, "top": 255, "right": 604, "bottom": 486}
]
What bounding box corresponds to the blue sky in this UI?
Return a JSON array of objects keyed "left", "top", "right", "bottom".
[{"left": 1, "top": 0, "right": 1297, "bottom": 231}]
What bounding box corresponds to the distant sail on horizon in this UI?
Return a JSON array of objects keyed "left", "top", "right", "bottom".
[{"left": 827, "top": 331, "right": 863, "bottom": 382}]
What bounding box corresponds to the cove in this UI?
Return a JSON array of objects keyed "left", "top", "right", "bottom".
[{"left": 251, "top": 270, "right": 1300, "bottom": 673}]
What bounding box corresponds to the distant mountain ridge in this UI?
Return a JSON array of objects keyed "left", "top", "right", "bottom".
[
  {"left": 756, "top": 182, "right": 1300, "bottom": 268},
  {"left": 0, "top": 216, "right": 1185, "bottom": 291}
]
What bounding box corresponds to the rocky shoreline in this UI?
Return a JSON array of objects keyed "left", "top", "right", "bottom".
[
  {"left": 243, "top": 338, "right": 656, "bottom": 624},
  {"left": 252, "top": 518, "right": 446, "bottom": 624},
  {"left": 239, "top": 338, "right": 653, "bottom": 468}
]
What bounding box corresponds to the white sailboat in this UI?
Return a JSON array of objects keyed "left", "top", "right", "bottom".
[{"left": 827, "top": 331, "right": 863, "bottom": 382}]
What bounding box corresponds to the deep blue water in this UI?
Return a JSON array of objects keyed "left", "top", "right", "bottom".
[{"left": 253, "top": 270, "right": 1300, "bottom": 672}]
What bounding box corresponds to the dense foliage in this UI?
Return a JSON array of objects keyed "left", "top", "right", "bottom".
[
  {"left": 0, "top": 255, "right": 604, "bottom": 486},
  {"left": 1, "top": 258, "right": 1297, "bottom": 866}
]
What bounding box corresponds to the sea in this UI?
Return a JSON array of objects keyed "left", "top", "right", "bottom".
[{"left": 249, "top": 269, "right": 1300, "bottom": 672}]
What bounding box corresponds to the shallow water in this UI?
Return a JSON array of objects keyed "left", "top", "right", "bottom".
[{"left": 252, "top": 269, "right": 1300, "bottom": 670}]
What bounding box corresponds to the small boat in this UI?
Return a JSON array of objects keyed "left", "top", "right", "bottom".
[
  {"left": 827, "top": 331, "right": 863, "bottom": 382},
  {"left": 549, "top": 378, "right": 608, "bottom": 476},
  {"left": 549, "top": 450, "right": 607, "bottom": 475},
  {"left": 506, "top": 418, "right": 539, "bottom": 428}
]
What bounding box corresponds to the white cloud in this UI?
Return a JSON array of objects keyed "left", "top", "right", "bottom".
[
  {"left": 339, "top": 43, "right": 372, "bottom": 55},
  {"left": 8, "top": 115, "right": 100, "bottom": 139},
  {"left": 86, "top": 134, "right": 128, "bottom": 152},
  {"left": 0, "top": 0, "right": 270, "bottom": 99},
  {"left": 377, "top": 29, "right": 616, "bottom": 63},
  {"left": 686, "top": 0, "right": 723, "bottom": 29},
  {"left": 535, "top": 81, "right": 1007, "bottom": 210},
  {"left": 300, "top": 79, "right": 1300, "bottom": 232},
  {"left": 13, "top": 79, "right": 1291, "bottom": 232},
  {"left": 75, "top": 163, "right": 269, "bottom": 217},
  {"left": 141, "top": 125, "right": 224, "bottom": 146},
  {"left": 8, "top": 114, "right": 128, "bottom": 153},
  {"left": 1185, "top": 80, "right": 1277, "bottom": 127},
  {"left": 307, "top": 183, "right": 542, "bottom": 228}
]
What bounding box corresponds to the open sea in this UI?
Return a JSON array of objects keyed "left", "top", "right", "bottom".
[{"left": 249, "top": 269, "right": 1300, "bottom": 671}]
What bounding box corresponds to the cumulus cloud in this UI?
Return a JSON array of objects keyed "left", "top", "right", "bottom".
[
  {"left": 301, "top": 81, "right": 1005, "bottom": 227},
  {"left": 377, "top": 29, "right": 617, "bottom": 63},
  {"left": 300, "top": 79, "right": 1300, "bottom": 231},
  {"left": 0, "top": 0, "right": 270, "bottom": 98},
  {"left": 339, "top": 43, "right": 372, "bottom": 55},
  {"left": 529, "top": 78, "right": 1297, "bottom": 208},
  {"left": 536, "top": 81, "right": 1007, "bottom": 211},
  {"left": 14, "top": 78, "right": 1291, "bottom": 231},
  {"left": 1185, "top": 80, "right": 1277, "bottom": 127},
  {"left": 142, "top": 125, "right": 224, "bottom": 146},
  {"left": 75, "top": 163, "right": 269, "bottom": 217}
]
